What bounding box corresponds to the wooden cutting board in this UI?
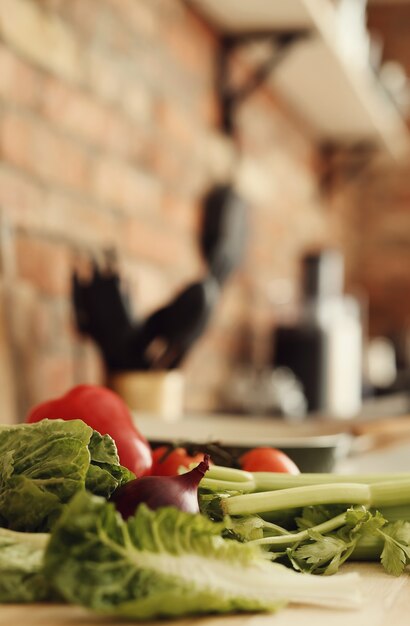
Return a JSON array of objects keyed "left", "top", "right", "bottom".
[{"left": 0, "top": 564, "right": 408, "bottom": 626}]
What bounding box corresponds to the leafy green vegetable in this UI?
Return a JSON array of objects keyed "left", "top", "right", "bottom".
[
  {"left": 0, "top": 419, "right": 133, "bottom": 532},
  {"left": 201, "top": 464, "right": 410, "bottom": 577},
  {"left": 0, "top": 528, "right": 50, "bottom": 602},
  {"left": 240, "top": 505, "right": 410, "bottom": 577},
  {"left": 288, "top": 507, "right": 410, "bottom": 576},
  {"left": 0, "top": 420, "right": 90, "bottom": 531},
  {"left": 203, "top": 464, "right": 410, "bottom": 493},
  {"left": 86, "top": 430, "right": 134, "bottom": 496},
  {"left": 44, "top": 492, "right": 362, "bottom": 618},
  {"left": 379, "top": 521, "right": 410, "bottom": 576}
]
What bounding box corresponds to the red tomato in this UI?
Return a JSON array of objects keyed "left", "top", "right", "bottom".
[
  {"left": 239, "top": 447, "right": 300, "bottom": 474},
  {"left": 151, "top": 446, "right": 205, "bottom": 476},
  {"left": 25, "top": 384, "right": 153, "bottom": 478}
]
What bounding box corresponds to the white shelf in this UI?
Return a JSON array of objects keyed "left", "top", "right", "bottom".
[{"left": 189, "top": 0, "right": 410, "bottom": 160}]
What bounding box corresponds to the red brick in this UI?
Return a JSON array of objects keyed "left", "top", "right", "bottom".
[
  {"left": 121, "top": 84, "right": 154, "bottom": 125},
  {"left": 60, "top": 0, "right": 135, "bottom": 53},
  {"left": 0, "top": 110, "right": 93, "bottom": 192},
  {"left": 0, "top": 167, "right": 46, "bottom": 227},
  {"left": 40, "top": 77, "right": 135, "bottom": 157},
  {"left": 21, "top": 297, "right": 65, "bottom": 352},
  {"left": 0, "top": 112, "right": 31, "bottom": 170},
  {"left": 92, "top": 157, "right": 160, "bottom": 214},
  {"left": 121, "top": 259, "right": 170, "bottom": 318},
  {"left": 122, "top": 219, "right": 177, "bottom": 265},
  {"left": 40, "top": 78, "right": 106, "bottom": 142},
  {"left": 0, "top": 0, "right": 83, "bottom": 83},
  {"left": 155, "top": 101, "right": 196, "bottom": 147},
  {"left": 0, "top": 168, "right": 120, "bottom": 246},
  {"left": 149, "top": 141, "right": 208, "bottom": 197},
  {"left": 121, "top": 217, "right": 191, "bottom": 268},
  {"left": 0, "top": 44, "right": 43, "bottom": 107},
  {"left": 33, "top": 352, "right": 76, "bottom": 404},
  {"left": 160, "top": 194, "right": 201, "bottom": 238},
  {"left": 15, "top": 235, "right": 72, "bottom": 296},
  {"left": 87, "top": 49, "right": 124, "bottom": 104},
  {"left": 104, "top": 0, "right": 159, "bottom": 39},
  {"left": 37, "top": 0, "right": 67, "bottom": 11},
  {"left": 43, "top": 191, "right": 122, "bottom": 247},
  {"left": 72, "top": 340, "right": 105, "bottom": 386},
  {"left": 195, "top": 87, "right": 220, "bottom": 128},
  {"left": 159, "top": 6, "right": 216, "bottom": 78}
]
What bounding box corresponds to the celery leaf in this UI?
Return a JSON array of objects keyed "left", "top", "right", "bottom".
[{"left": 379, "top": 521, "right": 410, "bottom": 576}]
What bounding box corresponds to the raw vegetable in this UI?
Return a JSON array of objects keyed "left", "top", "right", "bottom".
[
  {"left": 151, "top": 446, "right": 205, "bottom": 476},
  {"left": 86, "top": 429, "right": 135, "bottom": 496},
  {"left": 240, "top": 447, "right": 300, "bottom": 474},
  {"left": 44, "top": 491, "right": 362, "bottom": 619},
  {"left": 219, "top": 480, "right": 410, "bottom": 517},
  {"left": 199, "top": 464, "right": 410, "bottom": 576},
  {"left": 26, "top": 384, "right": 153, "bottom": 477},
  {"left": 0, "top": 528, "right": 50, "bottom": 603},
  {"left": 0, "top": 419, "right": 133, "bottom": 532},
  {"left": 111, "top": 455, "right": 210, "bottom": 518},
  {"left": 229, "top": 506, "right": 410, "bottom": 576},
  {"left": 201, "top": 465, "right": 410, "bottom": 493}
]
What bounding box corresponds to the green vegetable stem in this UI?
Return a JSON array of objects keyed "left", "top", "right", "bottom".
[
  {"left": 202, "top": 465, "right": 410, "bottom": 494},
  {"left": 220, "top": 480, "right": 410, "bottom": 517},
  {"left": 200, "top": 465, "right": 410, "bottom": 577}
]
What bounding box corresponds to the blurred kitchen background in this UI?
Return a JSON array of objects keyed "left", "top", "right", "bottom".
[{"left": 1, "top": 0, "right": 410, "bottom": 428}]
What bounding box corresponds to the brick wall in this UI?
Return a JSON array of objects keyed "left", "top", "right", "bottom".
[
  {"left": 351, "top": 161, "right": 410, "bottom": 340},
  {"left": 349, "top": 6, "right": 410, "bottom": 341},
  {"left": 0, "top": 0, "right": 355, "bottom": 418}
]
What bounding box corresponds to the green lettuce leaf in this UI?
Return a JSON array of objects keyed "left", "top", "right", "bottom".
[
  {"left": 0, "top": 528, "right": 50, "bottom": 602},
  {"left": 0, "top": 420, "right": 133, "bottom": 532},
  {"left": 0, "top": 420, "right": 92, "bottom": 531},
  {"left": 44, "top": 492, "right": 362, "bottom": 619},
  {"left": 86, "top": 430, "right": 135, "bottom": 496}
]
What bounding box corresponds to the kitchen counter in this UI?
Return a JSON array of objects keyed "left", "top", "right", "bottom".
[
  {"left": 134, "top": 408, "right": 410, "bottom": 473},
  {"left": 0, "top": 564, "right": 408, "bottom": 626}
]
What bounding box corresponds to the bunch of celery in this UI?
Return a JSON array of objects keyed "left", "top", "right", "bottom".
[{"left": 199, "top": 467, "right": 410, "bottom": 576}]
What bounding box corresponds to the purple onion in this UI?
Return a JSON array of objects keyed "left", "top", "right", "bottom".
[{"left": 111, "top": 454, "right": 210, "bottom": 518}]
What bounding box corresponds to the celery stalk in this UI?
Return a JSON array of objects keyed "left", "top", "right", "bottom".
[
  {"left": 378, "top": 504, "right": 410, "bottom": 522},
  {"left": 203, "top": 465, "right": 410, "bottom": 494},
  {"left": 222, "top": 483, "right": 371, "bottom": 516},
  {"left": 250, "top": 512, "right": 348, "bottom": 547},
  {"left": 221, "top": 479, "right": 410, "bottom": 517},
  {"left": 350, "top": 535, "right": 383, "bottom": 561},
  {"left": 253, "top": 472, "right": 410, "bottom": 491}
]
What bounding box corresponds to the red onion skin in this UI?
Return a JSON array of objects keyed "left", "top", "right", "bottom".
[{"left": 111, "top": 455, "right": 210, "bottom": 519}]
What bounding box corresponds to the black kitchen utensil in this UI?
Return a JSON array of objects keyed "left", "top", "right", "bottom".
[
  {"left": 72, "top": 259, "right": 143, "bottom": 370},
  {"left": 134, "top": 276, "right": 220, "bottom": 370},
  {"left": 73, "top": 261, "right": 220, "bottom": 371},
  {"left": 200, "top": 184, "right": 248, "bottom": 285},
  {"left": 72, "top": 183, "right": 247, "bottom": 374}
]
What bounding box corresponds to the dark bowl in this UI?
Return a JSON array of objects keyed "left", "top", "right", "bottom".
[{"left": 148, "top": 434, "right": 351, "bottom": 473}]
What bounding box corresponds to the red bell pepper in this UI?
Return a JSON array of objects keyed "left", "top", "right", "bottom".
[{"left": 26, "top": 384, "right": 153, "bottom": 477}]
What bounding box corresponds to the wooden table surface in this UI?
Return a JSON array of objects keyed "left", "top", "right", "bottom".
[{"left": 0, "top": 563, "right": 408, "bottom": 626}]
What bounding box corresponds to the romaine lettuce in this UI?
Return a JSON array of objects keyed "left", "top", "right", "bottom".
[
  {"left": 0, "top": 528, "right": 50, "bottom": 602},
  {"left": 44, "top": 492, "right": 362, "bottom": 619},
  {"left": 0, "top": 419, "right": 133, "bottom": 532}
]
